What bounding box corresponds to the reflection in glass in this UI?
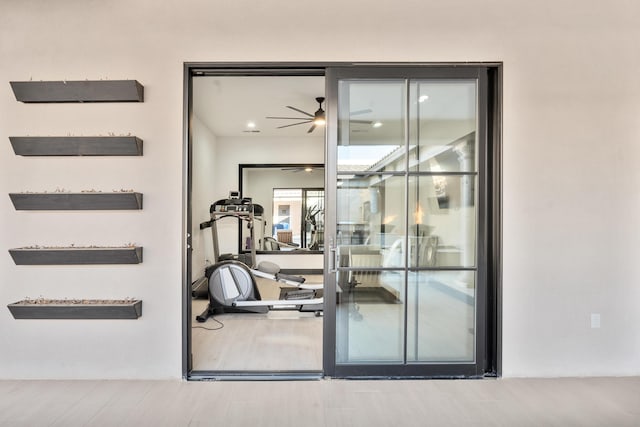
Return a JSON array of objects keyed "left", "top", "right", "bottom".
[
  {"left": 407, "top": 175, "right": 476, "bottom": 268},
  {"left": 304, "top": 190, "right": 324, "bottom": 250},
  {"left": 336, "top": 269, "right": 405, "bottom": 363},
  {"left": 241, "top": 165, "right": 324, "bottom": 252},
  {"left": 337, "top": 175, "right": 406, "bottom": 260},
  {"left": 270, "top": 188, "right": 325, "bottom": 250},
  {"left": 409, "top": 80, "right": 477, "bottom": 173},
  {"left": 272, "top": 189, "right": 302, "bottom": 246},
  {"left": 407, "top": 271, "right": 475, "bottom": 362},
  {"left": 338, "top": 80, "right": 406, "bottom": 172}
]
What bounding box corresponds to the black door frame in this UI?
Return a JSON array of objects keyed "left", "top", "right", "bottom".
[
  {"left": 181, "top": 62, "right": 502, "bottom": 380},
  {"left": 324, "top": 66, "right": 500, "bottom": 378}
]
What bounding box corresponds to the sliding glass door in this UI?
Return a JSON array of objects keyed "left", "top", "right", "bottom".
[{"left": 324, "top": 66, "right": 489, "bottom": 377}]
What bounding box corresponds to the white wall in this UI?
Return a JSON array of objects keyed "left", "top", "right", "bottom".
[
  {"left": 212, "top": 136, "right": 324, "bottom": 257},
  {"left": 0, "top": 0, "right": 639, "bottom": 378},
  {"left": 190, "top": 129, "right": 324, "bottom": 272},
  {"left": 191, "top": 114, "right": 218, "bottom": 278}
]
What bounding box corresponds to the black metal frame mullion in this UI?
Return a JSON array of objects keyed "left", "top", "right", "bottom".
[
  {"left": 475, "top": 68, "right": 489, "bottom": 375},
  {"left": 403, "top": 78, "right": 411, "bottom": 365}
]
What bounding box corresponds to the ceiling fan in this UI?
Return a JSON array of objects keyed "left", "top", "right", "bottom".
[{"left": 266, "top": 97, "right": 373, "bottom": 133}]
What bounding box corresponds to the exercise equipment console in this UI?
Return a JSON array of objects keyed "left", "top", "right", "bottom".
[{"left": 199, "top": 191, "right": 264, "bottom": 267}]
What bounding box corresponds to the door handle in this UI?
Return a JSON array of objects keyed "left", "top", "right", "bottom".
[{"left": 329, "top": 237, "right": 338, "bottom": 273}]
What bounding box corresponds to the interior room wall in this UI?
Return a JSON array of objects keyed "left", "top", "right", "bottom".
[
  {"left": 191, "top": 114, "right": 218, "bottom": 279},
  {"left": 1, "top": 0, "right": 638, "bottom": 379},
  {"left": 211, "top": 135, "right": 324, "bottom": 256}
]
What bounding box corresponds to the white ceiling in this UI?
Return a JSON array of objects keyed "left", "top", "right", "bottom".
[
  {"left": 193, "top": 75, "right": 326, "bottom": 137},
  {"left": 192, "top": 75, "right": 477, "bottom": 144}
]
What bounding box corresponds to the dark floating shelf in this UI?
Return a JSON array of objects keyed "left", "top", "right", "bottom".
[
  {"left": 9, "top": 192, "right": 143, "bottom": 211},
  {"left": 10, "top": 80, "right": 144, "bottom": 103},
  {"left": 9, "top": 246, "right": 143, "bottom": 265},
  {"left": 9, "top": 136, "right": 143, "bottom": 156},
  {"left": 7, "top": 300, "right": 143, "bottom": 319}
]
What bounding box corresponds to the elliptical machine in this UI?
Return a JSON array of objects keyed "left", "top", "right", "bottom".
[
  {"left": 195, "top": 192, "right": 323, "bottom": 322},
  {"left": 195, "top": 259, "right": 323, "bottom": 322}
]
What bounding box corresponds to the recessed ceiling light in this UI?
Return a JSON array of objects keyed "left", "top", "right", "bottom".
[
  {"left": 373, "top": 121, "right": 383, "bottom": 128},
  {"left": 304, "top": 167, "right": 313, "bottom": 172},
  {"left": 246, "top": 121, "right": 256, "bottom": 129},
  {"left": 419, "top": 95, "right": 429, "bottom": 103}
]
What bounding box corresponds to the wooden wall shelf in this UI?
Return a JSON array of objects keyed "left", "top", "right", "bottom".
[
  {"left": 9, "top": 192, "right": 143, "bottom": 210},
  {"left": 9, "top": 136, "right": 143, "bottom": 156},
  {"left": 9, "top": 246, "right": 143, "bottom": 265},
  {"left": 10, "top": 80, "right": 144, "bottom": 103},
  {"left": 7, "top": 300, "right": 143, "bottom": 319}
]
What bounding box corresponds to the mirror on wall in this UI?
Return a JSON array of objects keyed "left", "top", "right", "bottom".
[{"left": 239, "top": 164, "right": 324, "bottom": 253}]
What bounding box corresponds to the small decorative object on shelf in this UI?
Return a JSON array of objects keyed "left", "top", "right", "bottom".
[
  {"left": 9, "top": 191, "right": 143, "bottom": 210},
  {"left": 8, "top": 245, "right": 143, "bottom": 265},
  {"left": 10, "top": 80, "right": 144, "bottom": 103},
  {"left": 9, "top": 136, "right": 143, "bottom": 156},
  {"left": 7, "top": 298, "right": 143, "bottom": 319}
]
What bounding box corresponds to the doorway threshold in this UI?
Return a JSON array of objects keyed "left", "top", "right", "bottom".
[{"left": 188, "top": 370, "right": 323, "bottom": 381}]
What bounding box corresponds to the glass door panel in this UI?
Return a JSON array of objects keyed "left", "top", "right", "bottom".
[
  {"left": 327, "top": 66, "right": 487, "bottom": 377},
  {"left": 336, "top": 174, "right": 406, "bottom": 254},
  {"left": 407, "top": 175, "right": 477, "bottom": 268},
  {"left": 406, "top": 270, "right": 476, "bottom": 362},
  {"left": 336, "top": 269, "right": 405, "bottom": 363},
  {"left": 335, "top": 174, "right": 407, "bottom": 363},
  {"left": 337, "top": 80, "right": 406, "bottom": 173},
  {"left": 409, "top": 80, "right": 478, "bottom": 173}
]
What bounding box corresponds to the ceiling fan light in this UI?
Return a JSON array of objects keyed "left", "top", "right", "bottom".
[{"left": 267, "top": 96, "right": 326, "bottom": 132}]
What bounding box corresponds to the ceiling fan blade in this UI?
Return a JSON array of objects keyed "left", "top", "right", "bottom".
[
  {"left": 266, "top": 116, "right": 311, "bottom": 120},
  {"left": 350, "top": 108, "right": 373, "bottom": 116},
  {"left": 350, "top": 120, "right": 373, "bottom": 124},
  {"left": 307, "top": 124, "right": 317, "bottom": 133},
  {"left": 286, "top": 106, "right": 314, "bottom": 117},
  {"left": 277, "top": 121, "right": 311, "bottom": 129}
]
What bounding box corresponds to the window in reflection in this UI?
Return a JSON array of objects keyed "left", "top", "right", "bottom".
[
  {"left": 240, "top": 164, "right": 324, "bottom": 253},
  {"left": 271, "top": 188, "right": 324, "bottom": 250}
]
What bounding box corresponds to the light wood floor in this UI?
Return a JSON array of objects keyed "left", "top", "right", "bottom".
[
  {"left": 191, "top": 304, "right": 323, "bottom": 371},
  {"left": 0, "top": 377, "right": 638, "bottom": 426},
  {"left": 191, "top": 275, "right": 323, "bottom": 371},
  {"left": 192, "top": 272, "right": 476, "bottom": 371}
]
